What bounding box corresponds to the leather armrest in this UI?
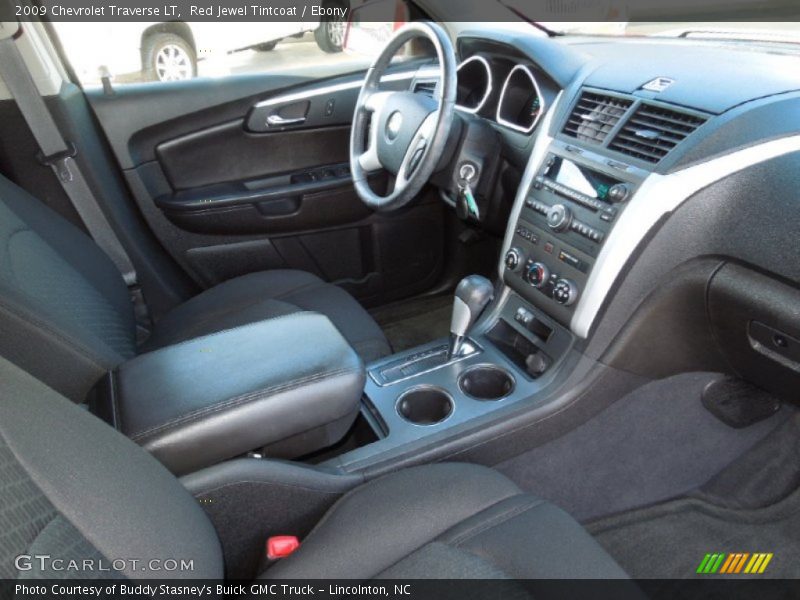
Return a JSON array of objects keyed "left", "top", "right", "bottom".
[{"left": 105, "top": 312, "right": 365, "bottom": 475}]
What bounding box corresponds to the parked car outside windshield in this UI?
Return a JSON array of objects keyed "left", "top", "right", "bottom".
[{"left": 54, "top": 12, "right": 350, "bottom": 84}]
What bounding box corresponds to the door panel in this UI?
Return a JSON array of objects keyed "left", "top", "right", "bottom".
[
  {"left": 156, "top": 171, "right": 374, "bottom": 235},
  {"left": 87, "top": 64, "right": 445, "bottom": 306},
  {"left": 156, "top": 123, "right": 350, "bottom": 189}
]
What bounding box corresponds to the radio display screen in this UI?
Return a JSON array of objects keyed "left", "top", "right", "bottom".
[{"left": 545, "top": 157, "right": 620, "bottom": 202}]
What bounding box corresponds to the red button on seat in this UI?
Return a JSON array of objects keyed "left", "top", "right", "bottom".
[{"left": 267, "top": 536, "right": 300, "bottom": 559}]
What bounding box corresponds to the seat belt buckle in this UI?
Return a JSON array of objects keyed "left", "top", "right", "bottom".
[
  {"left": 266, "top": 536, "right": 300, "bottom": 560},
  {"left": 36, "top": 142, "right": 77, "bottom": 183},
  {"left": 128, "top": 284, "right": 152, "bottom": 344}
]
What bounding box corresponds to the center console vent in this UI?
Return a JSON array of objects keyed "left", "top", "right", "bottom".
[
  {"left": 562, "top": 91, "right": 632, "bottom": 144},
  {"left": 609, "top": 103, "right": 708, "bottom": 163}
]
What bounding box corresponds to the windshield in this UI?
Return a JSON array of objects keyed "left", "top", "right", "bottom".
[
  {"left": 499, "top": 0, "right": 800, "bottom": 42},
  {"left": 538, "top": 22, "right": 800, "bottom": 43}
]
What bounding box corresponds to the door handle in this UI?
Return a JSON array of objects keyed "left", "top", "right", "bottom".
[{"left": 267, "top": 114, "right": 306, "bottom": 127}]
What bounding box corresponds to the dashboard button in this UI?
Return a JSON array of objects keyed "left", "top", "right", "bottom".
[
  {"left": 600, "top": 208, "right": 617, "bottom": 222},
  {"left": 558, "top": 250, "right": 580, "bottom": 269},
  {"left": 515, "top": 307, "right": 534, "bottom": 326}
]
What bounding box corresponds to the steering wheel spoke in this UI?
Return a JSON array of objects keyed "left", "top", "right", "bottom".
[
  {"left": 394, "top": 111, "right": 437, "bottom": 191},
  {"left": 358, "top": 147, "right": 382, "bottom": 172},
  {"left": 356, "top": 91, "right": 393, "bottom": 173}
]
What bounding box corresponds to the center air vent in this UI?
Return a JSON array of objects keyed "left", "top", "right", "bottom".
[
  {"left": 609, "top": 103, "right": 707, "bottom": 164},
  {"left": 563, "top": 92, "right": 632, "bottom": 144}
]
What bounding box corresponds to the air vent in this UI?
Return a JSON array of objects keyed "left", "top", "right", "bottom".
[
  {"left": 563, "top": 92, "right": 633, "bottom": 144},
  {"left": 413, "top": 80, "right": 437, "bottom": 98},
  {"left": 609, "top": 103, "right": 707, "bottom": 163}
]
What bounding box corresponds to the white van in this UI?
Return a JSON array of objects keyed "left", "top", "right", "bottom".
[{"left": 54, "top": 11, "right": 347, "bottom": 83}]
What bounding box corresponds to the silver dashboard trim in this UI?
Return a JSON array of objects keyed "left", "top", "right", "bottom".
[
  {"left": 369, "top": 339, "right": 482, "bottom": 387},
  {"left": 253, "top": 67, "right": 441, "bottom": 110},
  {"left": 496, "top": 64, "right": 546, "bottom": 134},
  {"left": 454, "top": 55, "right": 493, "bottom": 114},
  {"left": 498, "top": 91, "right": 561, "bottom": 274},
  {"left": 571, "top": 134, "right": 800, "bottom": 338}
]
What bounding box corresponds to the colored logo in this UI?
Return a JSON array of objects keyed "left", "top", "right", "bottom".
[{"left": 697, "top": 553, "right": 773, "bottom": 575}]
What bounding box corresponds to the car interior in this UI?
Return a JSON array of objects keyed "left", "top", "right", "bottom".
[{"left": 1, "top": 0, "right": 799, "bottom": 586}]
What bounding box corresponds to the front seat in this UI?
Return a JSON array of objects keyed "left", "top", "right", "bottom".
[
  {"left": 0, "top": 356, "right": 629, "bottom": 583},
  {"left": 0, "top": 174, "right": 391, "bottom": 400}
]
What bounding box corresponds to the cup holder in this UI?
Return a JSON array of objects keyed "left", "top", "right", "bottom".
[
  {"left": 458, "top": 365, "right": 515, "bottom": 401},
  {"left": 396, "top": 386, "right": 454, "bottom": 426}
]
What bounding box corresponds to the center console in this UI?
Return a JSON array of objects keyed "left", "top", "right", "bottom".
[
  {"left": 502, "top": 139, "right": 649, "bottom": 330},
  {"left": 316, "top": 271, "right": 575, "bottom": 472},
  {"left": 91, "top": 314, "right": 365, "bottom": 475}
]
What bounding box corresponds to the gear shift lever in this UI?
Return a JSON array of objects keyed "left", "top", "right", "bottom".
[{"left": 449, "top": 275, "right": 494, "bottom": 359}]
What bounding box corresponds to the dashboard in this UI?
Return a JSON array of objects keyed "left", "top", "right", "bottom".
[{"left": 425, "top": 29, "right": 800, "bottom": 399}]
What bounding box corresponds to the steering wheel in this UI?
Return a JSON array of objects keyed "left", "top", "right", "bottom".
[{"left": 350, "top": 22, "right": 457, "bottom": 212}]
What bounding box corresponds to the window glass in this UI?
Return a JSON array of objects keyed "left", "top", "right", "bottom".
[{"left": 52, "top": 20, "right": 375, "bottom": 86}]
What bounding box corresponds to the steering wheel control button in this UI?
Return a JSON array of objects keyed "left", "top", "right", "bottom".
[
  {"left": 505, "top": 248, "right": 522, "bottom": 271},
  {"left": 386, "top": 111, "right": 403, "bottom": 141},
  {"left": 525, "top": 261, "right": 550, "bottom": 288},
  {"left": 406, "top": 144, "right": 426, "bottom": 178},
  {"left": 553, "top": 278, "right": 579, "bottom": 306},
  {"left": 546, "top": 204, "right": 572, "bottom": 232}
]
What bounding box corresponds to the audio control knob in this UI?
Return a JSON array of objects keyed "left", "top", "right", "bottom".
[
  {"left": 608, "top": 183, "right": 631, "bottom": 203},
  {"left": 504, "top": 248, "right": 522, "bottom": 271},
  {"left": 553, "top": 278, "right": 579, "bottom": 306},
  {"left": 525, "top": 261, "right": 550, "bottom": 288},
  {"left": 546, "top": 204, "right": 572, "bottom": 232}
]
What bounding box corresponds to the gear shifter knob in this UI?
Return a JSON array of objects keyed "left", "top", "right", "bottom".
[{"left": 449, "top": 275, "right": 494, "bottom": 358}]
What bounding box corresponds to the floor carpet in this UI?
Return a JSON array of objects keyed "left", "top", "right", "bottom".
[
  {"left": 589, "top": 485, "right": 800, "bottom": 578},
  {"left": 587, "top": 413, "right": 800, "bottom": 578},
  {"left": 496, "top": 372, "right": 790, "bottom": 521}
]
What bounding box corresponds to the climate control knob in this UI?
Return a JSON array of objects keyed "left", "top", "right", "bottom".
[
  {"left": 504, "top": 248, "right": 522, "bottom": 271},
  {"left": 525, "top": 261, "right": 550, "bottom": 288},
  {"left": 553, "top": 278, "right": 579, "bottom": 306},
  {"left": 546, "top": 203, "right": 572, "bottom": 232}
]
